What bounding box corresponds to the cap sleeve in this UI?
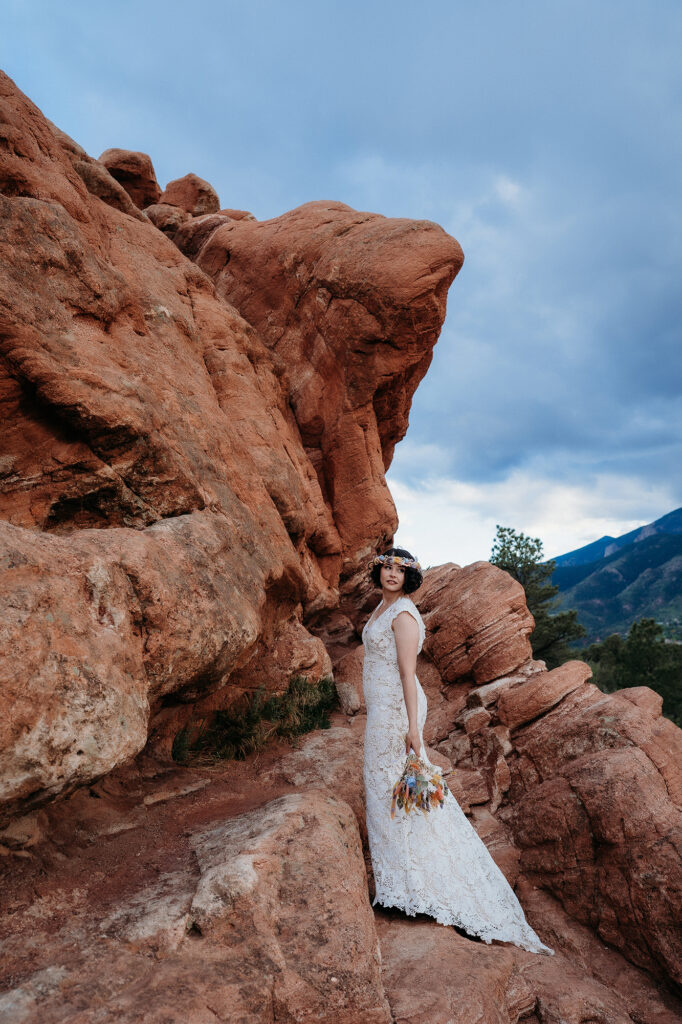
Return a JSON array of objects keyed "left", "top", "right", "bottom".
[{"left": 391, "top": 598, "right": 426, "bottom": 654}]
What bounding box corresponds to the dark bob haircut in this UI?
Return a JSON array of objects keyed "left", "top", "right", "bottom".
[{"left": 369, "top": 547, "right": 423, "bottom": 594}]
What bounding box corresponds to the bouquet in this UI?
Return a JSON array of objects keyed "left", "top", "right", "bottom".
[{"left": 390, "top": 752, "right": 450, "bottom": 818}]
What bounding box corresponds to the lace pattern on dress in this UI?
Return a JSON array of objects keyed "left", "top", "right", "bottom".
[{"left": 361, "top": 596, "right": 553, "bottom": 954}]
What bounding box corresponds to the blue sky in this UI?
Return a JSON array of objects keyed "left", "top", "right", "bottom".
[{"left": 3, "top": 0, "right": 681, "bottom": 564}]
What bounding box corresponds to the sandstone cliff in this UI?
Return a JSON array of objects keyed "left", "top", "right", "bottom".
[
  {"left": 0, "top": 68, "right": 462, "bottom": 823},
  {"left": 1, "top": 71, "right": 680, "bottom": 1024}
]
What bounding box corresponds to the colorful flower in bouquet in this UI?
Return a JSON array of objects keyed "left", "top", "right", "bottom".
[{"left": 390, "top": 752, "right": 450, "bottom": 818}]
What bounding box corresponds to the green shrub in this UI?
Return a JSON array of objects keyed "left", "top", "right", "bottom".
[
  {"left": 172, "top": 674, "right": 338, "bottom": 765},
  {"left": 490, "top": 525, "right": 586, "bottom": 669},
  {"left": 585, "top": 618, "right": 682, "bottom": 726}
]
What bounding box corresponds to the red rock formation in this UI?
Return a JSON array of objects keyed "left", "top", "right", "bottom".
[
  {"left": 419, "top": 562, "right": 536, "bottom": 683},
  {"left": 171, "top": 199, "right": 463, "bottom": 558},
  {"left": 1, "top": 706, "right": 679, "bottom": 1023},
  {"left": 503, "top": 685, "right": 682, "bottom": 984},
  {"left": 1, "top": 67, "right": 681, "bottom": 1023},
  {"left": 0, "top": 69, "right": 462, "bottom": 821},
  {"left": 313, "top": 557, "right": 682, "bottom": 997},
  {"left": 410, "top": 563, "right": 682, "bottom": 988},
  {"left": 144, "top": 200, "right": 191, "bottom": 236},
  {"left": 218, "top": 206, "right": 256, "bottom": 220},
  {"left": 98, "top": 148, "right": 161, "bottom": 209},
  {"left": 159, "top": 171, "right": 220, "bottom": 215},
  {"left": 0, "top": 771, "right": 392, "bottom": 1023},
  {"left": 496, "top": 659, "right": 593, "bottom": 728}
]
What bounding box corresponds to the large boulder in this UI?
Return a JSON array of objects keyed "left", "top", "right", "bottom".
[
  {"left": 0, "top": 788, "right": 392, "bottom": 1023},
  {"left": 159, "top": 171, "right": 220, "bottom": 215},
  {"left": 174, "top": 199, "right": 464, "bottom": 558},
  {"left": 496, "top": 660, "right": 593, "bottom": 729},
  {"left": 502, "top": 683, "right": 682, "bottom": 984},
  {"left": 419, "top": 562, "right": 535, "bottom": 684},
  {"left": 98, "top": 148, "right": 161, "bottom": 209}
]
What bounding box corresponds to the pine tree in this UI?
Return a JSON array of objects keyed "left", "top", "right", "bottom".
[
  {"left": 584, "top": 619, "right": 682, "bottom": 724},
  {"left": 490, "top": 525, "right": 586, "bottom": 670}
]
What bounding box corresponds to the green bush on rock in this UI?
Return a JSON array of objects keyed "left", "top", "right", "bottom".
[{"left": 172, "top": 674, "right": 339, "bottom": 764}]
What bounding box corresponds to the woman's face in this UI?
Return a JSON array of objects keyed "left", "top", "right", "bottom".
[{"left": 380, "top": 562, "right": 405, "bottom": 594}]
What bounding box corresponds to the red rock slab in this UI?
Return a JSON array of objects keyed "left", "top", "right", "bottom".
[
  {"left": 618, "top": 685, "right": 664, "bottom": 717},
  {"left": 72, "top": 155, "right": 147, "bottom": 220},
  {"left": 466, "top": 662, "right": 547, "bottom": 709},
  {"left": 509, "top": 683, "right": 682, "bottom": 805},
  {"left": 0, "top": 787, "right": 392, "bottom": 1024},
  {"left": 446, "top": 772, "right": 472, "bottom": 814},
  {"left": 456, "top": 767, "right": 490, "bottom": 807},
  {"left": 516, "top": 881, "right": 682, "bottom": 1024},
  {"left": 187, "top": 792, "right": 391, "bottom": 1023},
  {"left": 467, "top": 677, "right": 517, "bottom": 708},
  {"left": 0, "top": 511, "right": 270, "bottom": 824},
  {"left": 375, "top": 914, "right": 536, "bottom": 1024},
  {"left": 609, "top": 690, "right": 682, "bottom": 806},
  {"left": 460, "top": 706, "right": 492, "bottom": 735},
  {"left": 159, "top": 171, "right": 220, "bottom": 215},
  {"left": 378, "top": 902, "right": 680, "bottom": 1024},
  {"left": 218, "top": 207, "right": 256, "bottom": 220},
  {"left": 172, "top": 211, "right": 233, "bottom": 259},
  {"left": 98, "top": 148, "right": 161, "bottom": 209},
  {"left": 496, "top": 660, "right": 593, "bottom": 730},
  {"left": 437, "top": 728, "right": 475, "bottom": 767},
  {"left": 507, "top": 741, "right": 682, "bottom": 985},
  {"left": 144, "top": 200, "right": 191, "bottom": 236},
  {"left": 419, "top": 562, "right": 535, "bottom": 684},
  {"left": 263, "top": 722, "right": 368, "bottom": 826},
  {"left": 523, "top": 955, "right": 648, "bottom": 1024},
  {"left": 492, "top": 724, "right": 513, "bottom": 756},
  {"left": 471, "top": 806, "right": 521, "bottom": 885}
]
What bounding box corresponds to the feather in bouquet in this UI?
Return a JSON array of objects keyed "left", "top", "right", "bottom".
[{"left": 391, "top": 752, "right": 450, "bottom": 818}]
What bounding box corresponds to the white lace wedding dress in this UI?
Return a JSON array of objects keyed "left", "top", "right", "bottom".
[{"left": 362, "top": 595, "right": 553, "bottom": 954}]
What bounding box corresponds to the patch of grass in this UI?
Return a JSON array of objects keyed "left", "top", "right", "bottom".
[{"left": 172, "top": 674, "right": 338, "bottom": 765}]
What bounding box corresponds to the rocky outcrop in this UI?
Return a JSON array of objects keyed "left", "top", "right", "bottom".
[
  {"left": 0, "top": 777, "right": 391, "bottom": 1024},
  {"left": 313, "top": 558, "right": 682, "bottom": 998},
  {"left": 408, "top": 564, "right": 682, "bottom": 989},
  {"left": 98, "top": 148, "right": 161, "bottom": 209},
  {"left": 1, "top": 702, "right": 679, "bottom": 1024},
  {"left": 496, "top": 659, "right": 592, "bottom": 728},
  {"left": 1, "top": 68, "right": 681, "bottom": 1024},
  {"left": 0, "top": 69, "right": 462, "bottom": 821},
  {"left": 503, "top": 685, "right": 682, "bottom": 984},
  {"left": 159, "top": 172, "right": 221, "bottom": 215},
  {"left": 171, "top": 198, "right": 462, "bottom": 557},
  {"left": 419, "top": 561, "right": 536, "bottom": 683}
]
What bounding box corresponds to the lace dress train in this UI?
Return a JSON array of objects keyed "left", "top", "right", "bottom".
[{"left": 362, "top": 595, "right": 553, "bottom": 954}]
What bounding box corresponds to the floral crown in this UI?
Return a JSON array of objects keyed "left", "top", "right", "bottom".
[{"left": 369, "top": 553, "right": 421, "bottom": 571}]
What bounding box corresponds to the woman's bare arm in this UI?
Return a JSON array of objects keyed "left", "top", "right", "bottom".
[{"left": 393, "top": 611, "right": 421, "bottom": 756}]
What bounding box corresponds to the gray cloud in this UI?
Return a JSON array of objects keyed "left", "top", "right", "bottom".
[{"left": 4, "top": 0, "right": 682, "bottom": 540}]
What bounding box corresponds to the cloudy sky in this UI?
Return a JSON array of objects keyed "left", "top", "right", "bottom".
[{"left": 4, "top": 1, "right": 681, "bottom": 565}]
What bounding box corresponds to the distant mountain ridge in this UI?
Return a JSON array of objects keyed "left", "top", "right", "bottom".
[
  {"left": 551, "top": 506, "right": 682, "bottom": 642},
  {"left": 553, "top": 507, "right": 682, "bottom": 568}
]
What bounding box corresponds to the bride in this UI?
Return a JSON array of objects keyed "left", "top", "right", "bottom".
[{"left": 361, "top": 547, "right": 553, "bottom": 954}]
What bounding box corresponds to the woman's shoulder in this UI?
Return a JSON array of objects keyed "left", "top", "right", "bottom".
[{"left": 391, "top": 597, "right": 424, "bottom": 624}]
